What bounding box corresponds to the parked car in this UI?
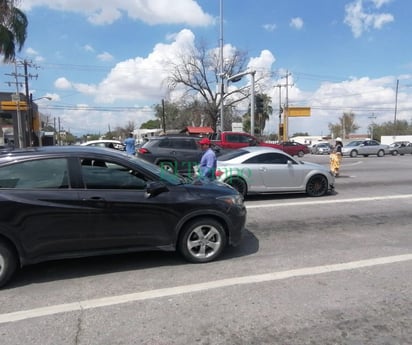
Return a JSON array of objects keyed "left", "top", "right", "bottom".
[
  {"left": 0, "top": 146, "right": 246, "bottom": 288},
  {"left": 311, "top": 142, "right": 333, "bottom": 155},
  {"left": 81, "top": 139, "right": 126, "bottom": 151},
  {"left": 389, "top": 141, "right": 412, "bottom": 155},
  {"left": 341, "top": 139, "right": 390, "bottom": 157},
  {"left": 215, "top": 146, "right": 335, "bottom": 197},
  {"left": 137, "top": 135, "right": 225, "bottom": 176}
]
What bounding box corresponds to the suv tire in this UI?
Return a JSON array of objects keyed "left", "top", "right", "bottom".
[
  {"left": 178, "top": 218, "right": 226, "bottom": 263},
  {"left": 0, "top": 240, "right": 17, "bottom": 288}
]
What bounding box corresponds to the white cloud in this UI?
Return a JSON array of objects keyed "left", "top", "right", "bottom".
[
  {"left": 25, "top": 47, "right": 39, "bottom": 55},
  {"left": 372, "top": 0, "right": 393, "bottom": 9},
  {"left": 97, "top": 52, "right": 114, "bottom": 62},
  {"left": 84, "top": 44, "right": 95, "bottom": 52},
  {"left": 88, "top": 29, "right": 196, "bottom": 103},
  {"left": 44, "top": 28, "right": 410, "bottom": 137},
  {"left": 262, "top": 23, "right": 277, "bottom": 32},
  {"left": 344, "top": 0, "right": 394, "bottom": 38},
  {"left": 284, "top": 75, "right": 407, "bottom": 135},
  {"left": 54, "top": 77, "right": 72, "bottom": 89},
  {"left": 290, "top": 17, "right": 304, "bottom": 30},
  {"left": 21, "top": 0, "right": 214, "bottom": 26},
  {"left": 248, "top": 50, "right": 276, "bottom": 91},
  {"left": 25, "top": 47, "right": 44, "bottom": 62}
]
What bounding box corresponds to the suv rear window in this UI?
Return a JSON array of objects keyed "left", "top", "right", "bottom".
[{"left": 146, "top": 137, "right": 198, "bottom": 150}]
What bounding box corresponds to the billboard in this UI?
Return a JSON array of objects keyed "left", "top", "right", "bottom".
[
  {"left": 286, "top": 107, "right": 311, "bottom": 117},
  {"left": 0, "top": 101, "right": 28, "bottom": 111}
]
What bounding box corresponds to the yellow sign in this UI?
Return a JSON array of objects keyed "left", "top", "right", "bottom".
[
  {"left": 0, "top": 101, "right": 28, "bottom": 111},
  {"left": 286, "top": 107, "right": 311, "bottom": 117}
]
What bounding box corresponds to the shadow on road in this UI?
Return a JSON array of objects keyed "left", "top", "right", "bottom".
[{"left": 7, "top": 229, "right": 259, "bottom": 289}]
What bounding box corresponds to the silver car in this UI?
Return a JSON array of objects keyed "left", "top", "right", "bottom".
[
  {"left": 216, "top": 146, "right": 335, "bottom": 197},
  {"left": 341, "top": 140, "right": 389, "bottom": 157},
  {"left": 389, "top": 142, "right": 412, "bottom": 155},
  {"left": 311, "top": 142, "right": 332, "bottom": 155}
]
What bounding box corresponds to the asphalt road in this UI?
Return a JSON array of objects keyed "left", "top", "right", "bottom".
[{"left": 1, "top": 153, "right": 411, "bottom": 345}]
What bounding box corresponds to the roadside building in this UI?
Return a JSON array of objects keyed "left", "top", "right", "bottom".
[{"left": 0, "top": 91, "right": 42, "bottom": 147}]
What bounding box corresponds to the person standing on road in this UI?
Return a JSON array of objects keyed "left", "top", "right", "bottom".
[
  {"left": 124, "top": 133, "right": 136, "bottom": 155},
  {"left": 330, "top": 137, "right": 343, "bottom": 177},
  {"left": 198, "top": 138, "right": 217, "bottom": 181}
]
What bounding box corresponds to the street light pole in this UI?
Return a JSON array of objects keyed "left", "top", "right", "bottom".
[
  {"left": 219, "top": 0, "right": 224, "bottom": 132},
  {"left": 227, "top": 70, "right": 256, "bottom": 135}
]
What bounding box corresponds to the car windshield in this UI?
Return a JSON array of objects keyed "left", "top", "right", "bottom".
[
  {"left": 217, "top": 149, "right": 249, "bottom": 161},
  {"left": 346, "top": 141, "right": 363, "bottom": 147}
]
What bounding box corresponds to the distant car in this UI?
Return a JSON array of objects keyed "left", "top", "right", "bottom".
[
  {"left": 0, "top": 146, "right": 246, "bottom": 288},
  {"left": 311, "top": 142, "right": 332, "bottom": 155},
  {"left": 275, "top": 141, "right": 310, "bottom": 157},
  {"left": 209, "top": 131, "right": 309, "bottom": 157},
  {"left": 341, "top": 140, "right": 389, "bottom": 157},
  {"left": 81, "top": 140, "right": 125, "bottom": 151},
  {"left": 137, "top": 136, "right": 225, "bottom": 175},
  {"left": 389, "top": 142, "right": 412, "bottom": 155},
  {"left": 215, "top": 146, "right": 334, "bottom": 197}
]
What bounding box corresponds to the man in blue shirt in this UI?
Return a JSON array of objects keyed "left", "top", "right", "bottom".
[
  {"left": 198, "top": 138, "right": 216, "bottom": 180},
  {"left": 124, "top": 133, "right": 136, "bottom": 155}
]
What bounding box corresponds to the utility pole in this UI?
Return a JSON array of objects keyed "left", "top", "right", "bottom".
[
  {"left": 394, "top": 79, "right": 399, "bottom": 135},
  {"left": 4, "top": 59, "right": 38, "bottom": 147},
  {"left": 4, "top": 62, "right": 25, "bottom": 148},
  {"left": 23, "top": 60, "right": 38, "bottom": 146},
  {"left": 277, "top": 71, "right": 293, "bottom": 141},
  {"left": 368, "top": 113, "right": 377, "bottom": 140},
  {"left": 13, "top": 62, "right": 24, "bottom": 148},
  {"left": 274, "top": 84, "right": 284, "bottom": 141}
]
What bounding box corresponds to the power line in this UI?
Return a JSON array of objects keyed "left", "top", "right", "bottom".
[{"left": 42, "top": 105, "right": 155, "bottom": 112}]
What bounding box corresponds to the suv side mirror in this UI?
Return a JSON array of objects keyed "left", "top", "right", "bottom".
[
  {"left": 145, "top": 181, "right": 169, "bottom": 198},
  {"left": 248, "top": 138, "right": 257, "bottom": 146}
]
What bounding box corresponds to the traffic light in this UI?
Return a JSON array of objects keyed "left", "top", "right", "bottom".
[
  {"left": 279, "top": 124, "right": 284, "bottom": 137},
  {"left": 255, "top": 95, "right": 264, "bottom": 115}
]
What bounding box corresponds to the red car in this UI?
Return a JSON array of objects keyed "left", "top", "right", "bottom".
[
  {"left": 210, "top": 132, "right": 309, "bottom": 157},
  {"left": 266, "top": 141, "right": 310, "bottom": 157}
]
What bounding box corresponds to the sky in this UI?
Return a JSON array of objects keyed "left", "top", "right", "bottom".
[{"left": 1, "top": 0, "right": 412, "bottom": 138}]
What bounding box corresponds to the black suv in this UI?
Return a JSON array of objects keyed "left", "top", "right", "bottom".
[
  {"left": 0, "top": 146, "right": 246, "bottom": 287},
  {"left": 137, "top": 136, "right": 223, "bottom": 175}
]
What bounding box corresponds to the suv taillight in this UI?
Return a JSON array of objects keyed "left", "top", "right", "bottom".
[
  {"left": 138, "top": 148, "right": 149, "bottom": 154},
  {"left": 215, "top": 169, "right": 224, "bottom": 177}
]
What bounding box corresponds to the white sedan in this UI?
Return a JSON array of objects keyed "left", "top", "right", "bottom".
[
  {"left": 216, "top": 146, "right": 335, "bottom": 197},
  {"left": 81, "top": 140, "right": 125, "bottom": 151},
  {"left": 341, "top": 139, "right": 390, "bottom": 157}
]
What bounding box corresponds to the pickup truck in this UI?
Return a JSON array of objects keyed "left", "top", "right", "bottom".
[{"left": 209, "top": 131, "right": 309, "bottom": 157}]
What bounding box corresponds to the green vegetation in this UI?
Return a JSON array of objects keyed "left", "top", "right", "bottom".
[{"left": 0, "top": 0, "right": 28, "bottom": 62}]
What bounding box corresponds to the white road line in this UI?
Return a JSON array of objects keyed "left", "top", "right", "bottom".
[
  {"left": 1, "top": 253, "right": 412, "bottom": 324},
  {"left": 246, "top": 194, "right": 412, "bottom": 209}
]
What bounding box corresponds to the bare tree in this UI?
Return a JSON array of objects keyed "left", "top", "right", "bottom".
[
  {"left": 328, "top": 111, "right": 360, "bottom": 139},
  {"left": 167, "top": 41, "right": 256, "bottom": 130}
]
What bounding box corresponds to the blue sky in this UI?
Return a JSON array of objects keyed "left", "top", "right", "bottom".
[{"left": 1, "top": 0, "right": 411, "bottom": 137}]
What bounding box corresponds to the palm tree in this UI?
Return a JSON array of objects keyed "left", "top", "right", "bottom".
[
  {"left": 0, "top": 0, "right": 28, "bottom": 62},
  {"left": 255, "top": 93, "right": 273, "bottom": 135}
]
